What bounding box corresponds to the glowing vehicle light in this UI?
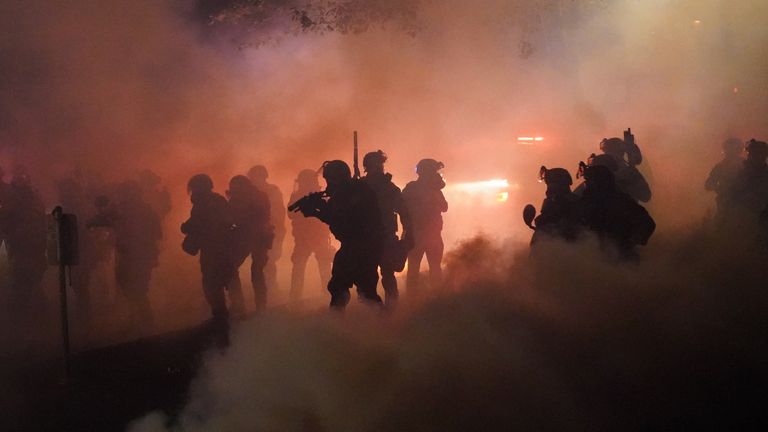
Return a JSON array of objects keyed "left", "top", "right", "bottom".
[
  {"left": 451, "top": 179, "right": 510, "bottom": 192},
  {"left": 517, "top": 137, "right": 545, "bottom": 145},
  {"left": 497, "top": 191, "right": 509, "bottom": 202}
]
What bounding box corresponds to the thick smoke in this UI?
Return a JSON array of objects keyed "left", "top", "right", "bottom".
[
  {"left": 1, "top": 0, "right": 767, "bottom": 363},
  {"left": 128, "top": 228, "right": 768, "bottom": 431}
]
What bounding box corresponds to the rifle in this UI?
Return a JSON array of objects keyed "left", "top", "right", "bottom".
[
  {"left": 624, "top": 127, "right": 642, "bottom": 166},
  {"left": 287, "top": 191, "right": 328, "bottom": 213},
  {"left": 353, "top": 130, "right": 361, "bottom": 179}
]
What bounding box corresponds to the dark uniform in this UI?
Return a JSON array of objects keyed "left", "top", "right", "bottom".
[
  {"left": 576, "top": 165, "right": 655, "bottom": 259},
  {"left": 362, "top": 151, "right": 412, "bottom": 306},
  {"left": 1, "top": 173, "right": 47, "bottom": 318},
  {"left": 288, "top": 169, "right": 334, "bottom": 302},
  {"left": 706, "top": 139, "right": 744, "bottom": 225},
  {"left": 227, "top": 175, "right": 273, "bottom": 312},
  {"left": 138, "top": 169, "right": 172, "bottom": 224},
  {"left": 403, "top": 159, "right": 447, "bottom": 294},
  {"left": 89, "top": 181, "right": 162, "bottom": 329},
  {"left": 575, "top": 136, "right": 652, "bottom": 203},
  {"left": 294, "top": 161, "right": 383, "bottom": 309},
  {"left": 248, "top": 166, "right": 285, "bottom": 291},
  {"left": 574, "top": 151, "right": 652, "bottom": 204},
  {"left": 181, "top": 174, "right": 235, "bottom": 322},
  {"left": 721, "top": 140, "right": 768, "bottom": 235},
  {"left": 530, "top": 167, "right": 579, "bottom": 245}
]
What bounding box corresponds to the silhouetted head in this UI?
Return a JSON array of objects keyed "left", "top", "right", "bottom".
[
  {"left": 138, "top": 169, "right": 162, "bottom": 188},
  {"left": 722, "top": 138, "right": 743, "bottom": 158},
  {"left": 248, "top": 165, "right": 268, "bottom": 184},
  {"left": 187, "top": 174, "right": 214, "bottom": 195},
  {"left": 745, "top": 139, "right": 768, "bottom": 166},
  {"left": 583, "top": 165, "right": 616, "bottom": 194},
  {"left": 296, "top": 169, "right": 320, "bottom": 191},
  {"left": 322, "top": 160, "right": 352, "bottom": 195},
  {"left": 363, "top": 150, "right": 387, "bottom": 175},
  {"left": 416, "top": 158, "right": 444, "bottom": 176},
  {"left": 227, "top": 175, "right": 253, "bottom": 199},
  {"left": 600, "top": 137, "right": 626, "bottom": 159},
  {"left": 541, "top": 167, "right": 572, "bottom": 196},
  {"left": 588, "top": 153, "right": 620, "bottom": 172},
  {"left": 542, "top": 167, "right": 572, "bottom": 187}
]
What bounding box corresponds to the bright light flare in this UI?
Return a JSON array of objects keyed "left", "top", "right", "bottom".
[
  {"left": 451, "top": 179, "right": 510, "bottom": 192},
  {"left": 446, "top": 178, "right": 517, "bottom": 205},
  {"left": 517, "top": 136, "right": 545, "bottom": 145}
]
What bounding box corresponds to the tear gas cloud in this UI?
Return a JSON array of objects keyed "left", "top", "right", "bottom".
[
  {"left": 1, "top": 0, "right": 767, "bottom": 339},
  {"left": 2, "top": 0, "right": 767, "bottom": 428},
  {"left": 129, "top": 229, "right": 768, "bottom": 431}
]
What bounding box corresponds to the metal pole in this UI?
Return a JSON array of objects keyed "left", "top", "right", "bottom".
[{"left": 53, "top": 206, "right": 71, "bottom": 382}]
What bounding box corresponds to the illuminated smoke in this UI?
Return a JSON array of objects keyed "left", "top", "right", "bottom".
[
  {"left": 128, "top": 227, "right": 768, "bottom": 431},
  {"left": 1, "top": 0, "right": 767, "bottom": 359}
]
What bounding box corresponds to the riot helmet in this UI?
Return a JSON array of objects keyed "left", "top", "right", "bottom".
[
  {"left": 248, "top": 165, "right": 269, "bottom": 183},
  {"left": 187, "top": 174, "right": 214, "bottom": 195},
  {"left": 416, "top": 158, "right": 444, "bottom": 175},
  {"left": 600, "top": 137, "right": 626, "bottom": 159},
  {"left": 363, "top": 150, "right": 387, "bottom": 174},
  {"left": 322, "top": 160, "right": 352, "bottom": 194}
]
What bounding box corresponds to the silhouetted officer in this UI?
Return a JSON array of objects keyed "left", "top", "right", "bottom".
[
  {"left": 580, "top": 137, "right": 652, "bottom": 203},
  {"left": 287, "top": 169, "right": 334, "bottom": 302},
  {"left": 576, "top": 165, "right": 655, "bottom": 259},
  {"left": 292, "top": 160, "right": 383, "bottom": 310},
  {"left": 723, "top": 139, "right": 768, "bottom": 226},
  {"left": 88, "top": 181, "right": 162, "bottom": 330},
  {"left": 248, "top": 165, "right": 284, "bottom": 291},
  {"left": 138, "top": 169, "right": 172, "bottom": 223},
  {"left": 226, "top": 175, "right": 273, "bottom": 313},
  {"left": 530, "top": 167, "right": 579, "bottom": 245},
  {"left": 181, "top": 174, "right": 235, "bottom": 323},
  {"left": 362, "top": 150, "right": 413, "bottom": 307},
  {"left": 1, "top": 170, "right": 47, "bottom": 318},
  {"left": 403, "top": 159, "right": 447, "bottom": 294},
  {"left": 705, "top": 138, "right": 744, "bottom": 224}
]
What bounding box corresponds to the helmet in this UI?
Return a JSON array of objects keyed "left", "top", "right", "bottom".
[
  {"left": 746, "top": 139, "right": 768, "bottom": 154},
  {"left": 542, "top": 167, "right": 572, "bottom": 186},
  {"left": 296, "top": 169, "right": 320, "bottom": 189},
  {"left": 600, "top": 137, "right": 626, "bottom": 157},
  {"left": 416, "top": 158, "right": 444, "bottom": 175},
  {"left": 588, "top": 153, "right": 619, "bottom": 172},
  {"left": 248, "top": 165, "right": 268, "bottom": 182},
  {"left": 363, "top": 150, "right": 387, "bottom": 170},
  {"left": 228, "top": 175, "right": 253, "bottom": 194},
  {"left": 322, "top": 160, "right": 352, "bottom": 183},
  {"left": 187, "top": 174, "right": 213, "bottom": 194}
]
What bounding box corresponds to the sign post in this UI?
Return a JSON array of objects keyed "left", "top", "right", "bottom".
[{"left": 48, "top": 206, "right": 79, "bottom": 382}]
